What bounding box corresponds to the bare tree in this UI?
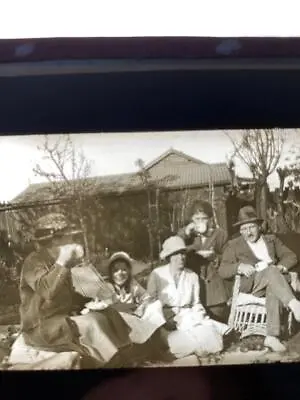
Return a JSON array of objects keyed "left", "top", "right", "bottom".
[
  {"left": 135, "top": 158, "right": 158, "bottom": 263},
  {"left": 33, "top": 134, "right": 100, "bottom": 260},
  {"left": 277, "top": 137, "right": 300, "bottom": 231},
  {"left": 225, "top": 129, "right": 286, "bottom": 219}
]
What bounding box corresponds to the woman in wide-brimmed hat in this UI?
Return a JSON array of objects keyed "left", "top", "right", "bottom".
[{"left": 147, "top": 236, "right": 230, "bottom": 359}]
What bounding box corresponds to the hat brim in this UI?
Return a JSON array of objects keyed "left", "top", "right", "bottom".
[
  {"left": 160, "top": 247, "right": 186, "bottom": 260},
  {"left": 233, "top": 217, "right": 264, "bottom": 228},
  {"left": 33, "top": 228, "right": 83, "bottom": 241},
  {"left": 108, "top": 255, "right": 133, "bottom": 269}
]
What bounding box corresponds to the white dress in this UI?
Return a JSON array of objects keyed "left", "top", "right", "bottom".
[{"left": 147, "top": 264, "right": 229, "bottom": 358}]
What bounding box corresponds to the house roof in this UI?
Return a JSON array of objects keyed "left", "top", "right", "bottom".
[
  {"left": 144, "top": 148, "right": 206, "bottom": 170},
  {"left": 11, "top": 149, "right": 232, "bottom": 205}
]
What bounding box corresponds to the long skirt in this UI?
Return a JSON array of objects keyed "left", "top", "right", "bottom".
[
  {"left": 71, "top": 309, "right": 132, "bottom": 365},
  {"left": 119, "top": 300, "right": 166, "bottom": 344}
]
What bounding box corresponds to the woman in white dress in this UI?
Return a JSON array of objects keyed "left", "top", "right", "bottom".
[{"left": 147, "top": 236, "right": 230, "bottom": 359}]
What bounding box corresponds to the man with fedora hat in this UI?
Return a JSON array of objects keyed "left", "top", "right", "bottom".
[
  {"left": 18, "top": 212, "right": 132, "bottom": 368},
  {"left": 219, "top": 205, "right": 300, "bottom": 352}
]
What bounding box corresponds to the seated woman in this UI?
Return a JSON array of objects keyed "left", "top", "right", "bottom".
[
  {"left": 147, "top": 236, "right": 230, "bottom": 360},
  {"left": 82, "top": 252, "right": 169, "bottom": 363},
  {"left": 177, "top": 200, "right": 229, "bottom": 322}
]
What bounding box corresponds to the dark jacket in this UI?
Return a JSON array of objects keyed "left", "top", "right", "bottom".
[
  {"left": 219, "top": 234, "right": 298, "bottom": 280},
  {"left": 19, "top": 247, "right": 84, "bottom": 351},
  {"left": 178, "top": 226, "right": 229, "bottom": 307}
]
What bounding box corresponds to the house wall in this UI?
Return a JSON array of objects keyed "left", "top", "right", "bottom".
[{"left": 6, "top": 183, "right": 229, "bottom": 262}]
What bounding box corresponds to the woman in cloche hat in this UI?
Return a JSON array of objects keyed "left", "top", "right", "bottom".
[
  {"left": 146, "top": 236, "right": 230, "bottom": 360},
  {"left": 99, "top": 251, "right": 171, "bottom": 364}
]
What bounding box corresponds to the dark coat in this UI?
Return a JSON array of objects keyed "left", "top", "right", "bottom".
[
  {"left": 19, "top": 247, "right": 129, "bottom": 354},
  {"left": 219, "top": 234, "right": 298, "bottom": 281},
  {"left": 19, "top": 247, "right": 85, "bottom": 351},
  {"left": 178, "top": 226, "right": 229, "bottom": 307}
]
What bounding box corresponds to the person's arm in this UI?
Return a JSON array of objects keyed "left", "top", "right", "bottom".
[
  {"left": 219, "top": 242, "right": 240, "bottom": 279},
  {"left": 274, "top": 236, "right": 298, "bottom": 271},
  {"left": 177, "top": 227, "right": 188, "bottom": 240},
  {"left": 178, "top": 224, "right": 198, "bottom": 252},
  {"left": 208, "top": 228, "right": 229, "bottom": 268},
  {"left": 217, "top": 229, "right": 229, "bottom": 253},
  {"left": 133, "top": 280, "right": 151, "bottom": 304},
  {"left": 146, "top": 270, "right": 159, "bottom": 301},
  {"left": 192, "top": 274, "right": 200, "bottom": 307},
  {"left": 24, "top": 256, "right": 71, "bottom": 301}
]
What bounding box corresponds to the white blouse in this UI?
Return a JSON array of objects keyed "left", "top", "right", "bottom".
[
  {"left": 247, "top": 236, "right": 273, "bottom": 270},
  {"left": 146, "top": 264, "right": 200, "bottom": 309}
]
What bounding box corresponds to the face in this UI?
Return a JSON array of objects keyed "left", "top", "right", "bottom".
[
  {"left": 111, "top": 261, "right": 130, "bottom": 286},
  {"left": 192, "top": 211, "right": 210, "bottom": 234},
  {"left": 240, "top": 222, "right": 261, "bottom": 243},
  {"left": 170, "top": 251, "right": 186, "bottom": 271}
]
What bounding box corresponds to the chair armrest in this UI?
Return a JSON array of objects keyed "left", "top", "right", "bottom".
[{"left": 227, "top": 274, "right": 242, "bottom": 328}]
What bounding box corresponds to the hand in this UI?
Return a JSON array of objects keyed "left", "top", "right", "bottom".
[
  {"left": 85, "top": 300, "right": 109, "bottom": 311},
  {"left": 276, "top": 264, "right": 288, "bottom": 274},
  {"left": 57, "top": 244, "right": 84, "bottom": 268},
  {"left": 255, "top": 261, "right": 269, "bottom": 272},
  {"left": 237, "top": 263, "right": 256, "bottom": 278},
  {"left": 185, "top": 222, "right": 196, "bottom": 236},
  {"left": 134, "top": 303, "right": 146, "bottom": 318},
  {"left": 80, "top": 308, "right": 90, "bottom": 315},
  {"left": 197, "top": 249, "right": 215, "bottom": 259}
]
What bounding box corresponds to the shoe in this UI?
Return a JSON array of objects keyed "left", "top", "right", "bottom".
[{"left": 264, "top": 336, "right": 286, "bottom": 353}]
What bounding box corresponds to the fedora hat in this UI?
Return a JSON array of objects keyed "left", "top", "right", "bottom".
[
  {"left": 233, "top": 206, "right": 263, "bottom": 228},
  {"left": 33, "top": 213, "right": 83, "bottom": 241},
  {"left": 160, "top": 236, "right": 186, "bottom": 260}
]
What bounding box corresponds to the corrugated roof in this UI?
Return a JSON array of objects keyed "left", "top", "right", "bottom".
[{"left": 12, "top": 149, "right": 231, "bottom": 205}]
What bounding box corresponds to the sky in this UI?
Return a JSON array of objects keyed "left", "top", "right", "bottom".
[
  {"left": 0, "top": 130, "right": 298, "bottom": 202},
  {"left": 0, "top": 1, "right": 300, "bottom": 38}
]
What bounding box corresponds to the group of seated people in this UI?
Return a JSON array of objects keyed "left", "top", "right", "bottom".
[{"left": 8, "top": 200, "right": 300, "bottom": 368}]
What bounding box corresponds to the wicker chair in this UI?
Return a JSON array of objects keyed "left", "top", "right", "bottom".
[{"left": 228, "top": 272, "right": 298, "bottom": 338}]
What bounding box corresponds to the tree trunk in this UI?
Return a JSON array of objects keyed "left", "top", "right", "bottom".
[
  {"left": 255, "top": 179, "right": 268, "bottom": 221},
  {"left": 277, "top": 170, "right": 286, "bottom": 215},
  {"left": 260, "top": 183, "right": 269, "bottom": 221}
]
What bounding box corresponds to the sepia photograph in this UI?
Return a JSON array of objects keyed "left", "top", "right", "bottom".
[{"left": 1, "top": 129, "right": 300, "bottom": 370}]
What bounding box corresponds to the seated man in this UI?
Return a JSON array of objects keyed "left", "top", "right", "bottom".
[
  {"left": 18, "top": 213, "right": 132, "bottom": 369},
  {"left": 219, "top": 206, "right": 300, "bottom": 352}
]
